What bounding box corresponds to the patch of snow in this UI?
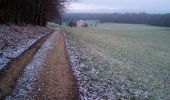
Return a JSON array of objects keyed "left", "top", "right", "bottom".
[
  {"left": 0, "top": 56, "right": 10, "bottom": 70},
  {"left": 0, "top": 24, "right": 51, "bottom": 71},
  {"left": 5, "top": 33, "right": 55, "bottom": 100},
  {"left": 3, "top": 36, "right": 42, "bottom": 59}
]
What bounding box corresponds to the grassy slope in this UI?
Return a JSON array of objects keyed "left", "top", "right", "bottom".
[{"left": 64, "top": 23, "right": 170, "bottom": 99}]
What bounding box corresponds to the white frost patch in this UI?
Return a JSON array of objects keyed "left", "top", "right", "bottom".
[
  {"left": 0, "top": 25, "right": 51, "bottom": 71},
  {"left": 3, "top": 36, "right": 42, "bottom": 58},
  {"left": 5, "top": 33, "right": 55, "bottom": 100},
  {"left": 0, "top": 56, "right": 10, "bottom": 70},
  {"left": 0, "top": 34, "right": 46, "bottom": 71}
]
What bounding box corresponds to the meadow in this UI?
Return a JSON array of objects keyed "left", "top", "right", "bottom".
[{"left": 64, "top": 23, "right": 170, "bottom": 99}]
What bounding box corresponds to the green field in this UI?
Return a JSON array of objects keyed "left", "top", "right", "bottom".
[{"left": 64, "top": 23, "right": 170, "bottom": 99}]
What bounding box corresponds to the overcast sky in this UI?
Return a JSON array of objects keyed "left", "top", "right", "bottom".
[{"left": 67, "top": 0, "right": 170, "bottom": 13}]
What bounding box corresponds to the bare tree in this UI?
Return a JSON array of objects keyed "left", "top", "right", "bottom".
[{"left": 0, "top": 0, "right": 71, "bottom": 26}]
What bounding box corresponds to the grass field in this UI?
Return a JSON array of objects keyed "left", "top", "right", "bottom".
[{"left": 64, "top": 23, "right": 170, "bottom": 99}]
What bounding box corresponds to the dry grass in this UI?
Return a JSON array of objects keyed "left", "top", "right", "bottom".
[{"left": 63, "top": 23, "right": 170, "bottom": 99}]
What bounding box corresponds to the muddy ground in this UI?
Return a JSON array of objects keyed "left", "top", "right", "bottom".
[
  {"left": 0, "top": 28, "right": 78, "bottom": 99},
  {"left": 34, "top": 29, "right": 78, "bottom": 99}
]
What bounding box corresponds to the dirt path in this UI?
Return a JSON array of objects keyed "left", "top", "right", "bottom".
[
  {"left": 34, "top": 29, "right": 78, "bottom": 99},
  {"left": 0, "top": 32, "right": 52, "bottom": 99},
  {"left": 0, "top": 28, "right": 78, "bottom": 99}
]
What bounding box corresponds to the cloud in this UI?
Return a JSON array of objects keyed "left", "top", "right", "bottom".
[
  {"left": 67, "top": 3, "right": 123, "bottom": 13},
  {"left": 66, "top": 0, "right": 170, "bottom": 13}
]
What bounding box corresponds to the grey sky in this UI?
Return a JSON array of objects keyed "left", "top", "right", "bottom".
[{"left": 67, "top": 0, "right": 170, "bottom": 13}]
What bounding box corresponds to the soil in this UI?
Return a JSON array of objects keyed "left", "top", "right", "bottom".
[
  {"left": 34, "top": 29, "right": 78, "bottom": 99},
  {"left": 0, "top": 28, "right": 78, "bottom": 99},
  {"left": 0, "top": 32, "right": 52, "bottom": 99}
]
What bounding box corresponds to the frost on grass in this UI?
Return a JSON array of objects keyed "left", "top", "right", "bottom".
[
  {"left": 0, "top": 24, "right": 51, "bottom": 70},
  {"left": 5, "top": 33, "right": 55, "bottom": 100},
  {"left": 65, "top": 33, "right": 154, "bottom": 100}
]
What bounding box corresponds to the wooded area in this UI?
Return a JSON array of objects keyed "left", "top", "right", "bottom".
[
  {"left": 64, "top": 13, "right": 170, "bottom": 27},
  {"left": 0, "top": 0, "right": 69, "bottom": 26}
]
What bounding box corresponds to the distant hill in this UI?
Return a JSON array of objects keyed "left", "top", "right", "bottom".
[{"left": 64, "top": 13, "right": 170, "bottom": 27}]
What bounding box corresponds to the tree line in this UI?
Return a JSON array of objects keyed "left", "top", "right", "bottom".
[
  {"left": 0, "top": 0, "right": 70, "bottom": 26},
  {"left": 64, "top": 13, "right": 170, "bottom": 27}
]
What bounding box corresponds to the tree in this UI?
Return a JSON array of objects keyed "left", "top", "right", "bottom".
[
  {"left": 0, "top": 0, "right": 72, "bottom": 26},
  {"left": 64, "top": 13, "right": 170, "bottom": 27}
]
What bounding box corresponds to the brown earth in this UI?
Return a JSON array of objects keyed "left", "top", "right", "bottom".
[
  {"left": 34, "top": 29, "right": 78, "bottom": 100},
  {"left": 0, "top": 28, "right": 78, "bottom": 99},
  {"left": 0, "top": 32, "right": 53, "bottom": 99}
]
